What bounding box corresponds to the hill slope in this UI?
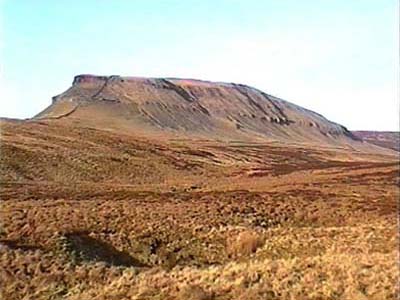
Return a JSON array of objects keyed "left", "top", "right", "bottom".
[
  {"left": 35, "top": 74, "right": 365, "bottom": 149},
  {"left": 352, "top": 131, "right": 400, "bottom": 152}
]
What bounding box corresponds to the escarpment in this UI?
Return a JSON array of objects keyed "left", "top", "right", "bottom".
[{"left": 35, "top": 74, "right": 366, "bottom": 148}]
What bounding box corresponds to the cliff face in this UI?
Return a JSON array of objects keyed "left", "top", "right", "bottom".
[{"left": 36, "top": 74, "right": 362, "bottom": 147}]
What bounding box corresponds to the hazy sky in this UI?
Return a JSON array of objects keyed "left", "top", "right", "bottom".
[{"left": 1, "top": 0, "right": 398, "bottom": 130}]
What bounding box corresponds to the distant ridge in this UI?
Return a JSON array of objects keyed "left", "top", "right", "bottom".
[{"left": 352, "top": 131, "right": 400, "bottom": 152}]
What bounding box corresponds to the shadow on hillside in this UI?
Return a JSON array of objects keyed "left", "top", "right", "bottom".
[
  {"left": 0, "top": 239, "right": 43, "bottom": 251},
  {"left": 64, "top": 232, "right": 147, "bottom": 267}
]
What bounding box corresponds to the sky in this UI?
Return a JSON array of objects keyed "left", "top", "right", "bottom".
[{"left": 0, "top": 0, "right": 398, "bottom": 131}]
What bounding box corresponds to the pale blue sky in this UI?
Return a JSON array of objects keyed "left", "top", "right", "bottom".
[{"left": 1, "top": 0, "right": 398, "bottom": 130}]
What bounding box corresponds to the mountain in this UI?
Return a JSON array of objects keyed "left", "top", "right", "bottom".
[
  {"left": 34, "top": 74, "right": 369, "bottom": 150},
  {"left": 1, "top": 75, "right": 399, "bottom": 300},
  {"left": 352, "top": 131, "right": 399, "bottom": 152},
  {"left": 2, "top": 74, "right": 395, "bottom": 187}
]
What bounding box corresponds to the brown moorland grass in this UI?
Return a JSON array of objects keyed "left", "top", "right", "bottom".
[{"left": 0, "top": 120, "right": 398, "bottom": 299}]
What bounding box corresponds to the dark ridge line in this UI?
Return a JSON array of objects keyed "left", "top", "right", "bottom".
[
  {"left": 91, "top": 75, "right": 120, "bottom": 100},
  {"left": 139, "top": 109, "right": 164, "bottom": 128},
  {"left": 160, "top": 79, "right": 197, "bottom": 103},
  {"left": 195, "top": 103, "right": 211, "bottom": 116},
  {"left": 91, "top": 77, "right": 110, "bottom": 99},
  {"left": 341, "top": 125, "right": 363, "bottom": 141},
  {"left": 37, "top": 103, "right": 80, "bottom": 120},
  {"left": 260, "top": 92, "right": 294, "bottom": 124},
  {"left": 233, "top": 84, "right": 271, "bottom": 117}
]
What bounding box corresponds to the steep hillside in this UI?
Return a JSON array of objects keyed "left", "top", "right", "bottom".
[{"left": 35, "top": 74, "right": 366, "bottom": 149}]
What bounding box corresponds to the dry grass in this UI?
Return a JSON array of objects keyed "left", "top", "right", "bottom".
[
  {"left": 177, "top": 285, "right": 213, "bottom": 300},
  {"left": 0, "top": 120, "right": 398, "bottom": 299},
  {"left": 226, "top": 230, "right": 264, "bottom": 258},
  {"left": 63, "top": 231, "right": 398, "bottom": 300}
]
